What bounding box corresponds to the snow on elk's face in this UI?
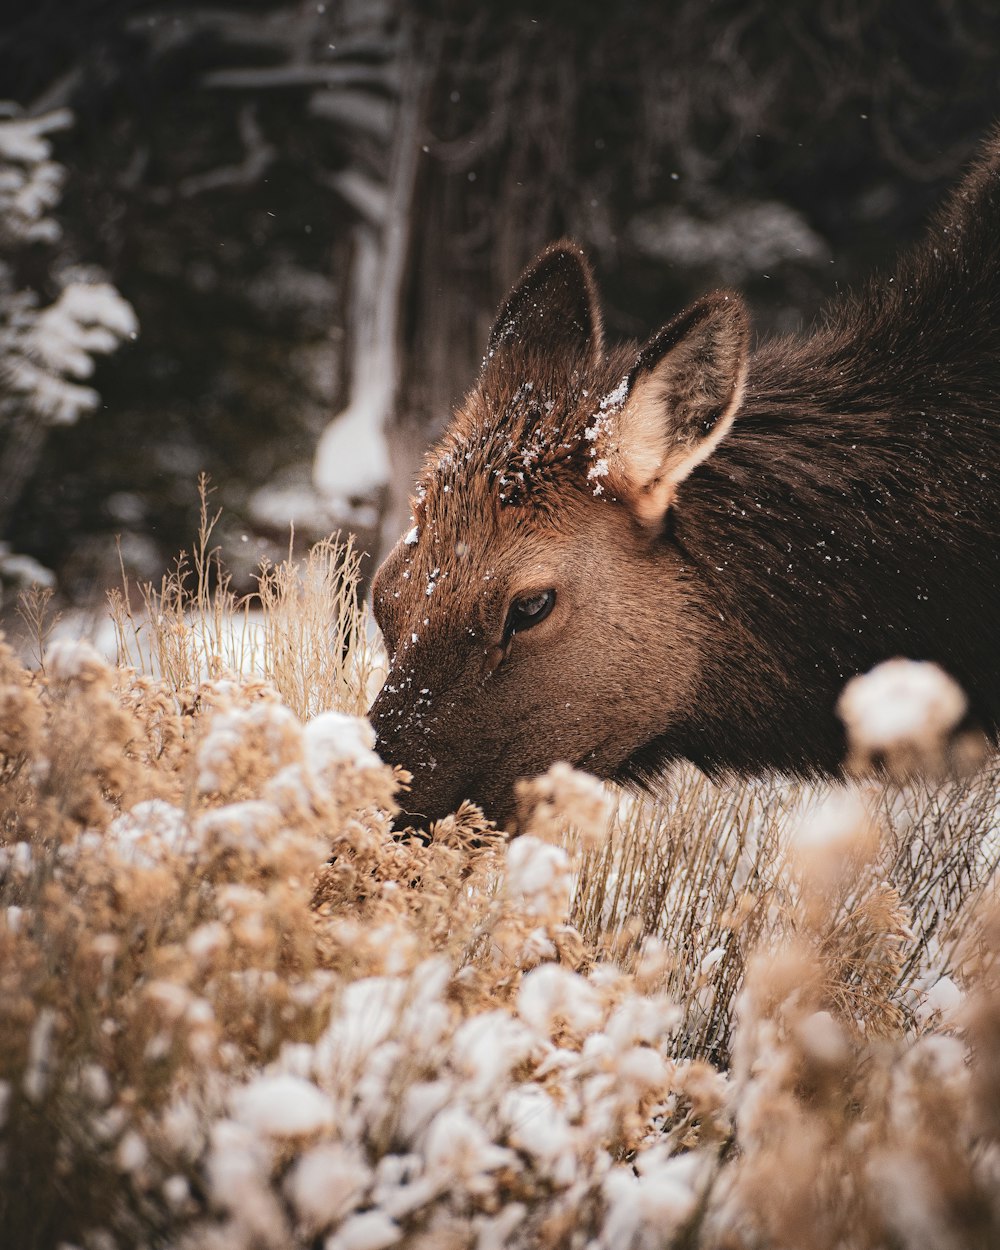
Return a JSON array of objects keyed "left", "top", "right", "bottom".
[{"left": 368, "top": 242, "right": 749, "bottom": 830}]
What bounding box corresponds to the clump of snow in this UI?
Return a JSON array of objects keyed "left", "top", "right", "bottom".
[
  {"left": 44, "top": 637, "right": 105, "bottom": 681},
  {"left": 315, "top": 960, "right": 452, "bottom": 1087},
  {"left": 915, "top": 975, "right": 964, "bottom": 1027},
  {"left": 185, "top": 920, "right": 228, "bottom": 955},
  {"left": 231, "top": 1073, "right": 335, "bottom": 1137},
  {"left": 303, "top": 710, "right": 382, "bottom": 777},
  {"left": 325, "top": 1210, "right": 401, "bottom": 1250},
  {"left": 839, "top": 659, "right": 967, "bottom": 753},
  {"left": 587, "top": 457, "right": 610, "bottom": 495},
  {"left": 403, "top": 524, "right": 419, "bottom": 546},
  {"left": 795, "top": 1010, "right": 849, "bottom": 1067},
  {"left": 421, "top": 1104, "right": 516, "bottom": 1190},
  {"left": 505, "top": 836, "right": 573, "bottom": 918},
  {"left": 205, "top": 1119, "right": 286, "bottom": 1240},
  {"left": 500, "top": 1084, "right": 578, "bottom": 1186},
  {"left": 115, "top": 1129, "right": 149, "bottom": 1174},
  {"left": 450, "top": 1011, "right": 538, "bottom": 1100},
  {"left": 313, "top": 225, "right": 395, "bottom": 531},
  {"left": 194, "top": 799, "right": 281, "bottom": 853},
  {"left": 23, "top": 1006, "right": 56, "bottom": 1103},
  {"left": 247, "top": 481, "right": 342, "bottom": 534},
  {"left": 108, "top": 800, "right": 199, "bottom": 868},
  {"left": 598, "top": 376, "right": 630, "bottom": 414},
  {"left": 285, "top": 1143, "right": 372, "bottom": 1229},
  {"left": 0, "top": 842, "right": 35, "bottom": 880},
  {"left": 793, "top": 787, "right": 871, "bottom": 853},
  {"left": 603, "top": 992, "right": 679, "bottom": 1050},
  {"left": 518, "top": 964, "right": 604, "bottom": 1037},
  {"left": 0, "top": 108, "right": 72, "bottom": 244},
  {"left": 195, "top": 701, "right": 301, "bottom": 794},
  {"left": 601, "top": 1148, "right": 699, "bottom": 1248},
  {"left": 314, "top": 403, "right": 390, "bottom": 516},
  {"left": 162, "top": 1174, "right": 190, "bottom": 1210},
  {"left": 581, "top": 377, "right": 631, "bottom": 495},
  {"left": 838, "top": 658, "right": 976, "bottom": 777}
]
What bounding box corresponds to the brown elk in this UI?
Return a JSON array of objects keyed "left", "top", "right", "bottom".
[{"left": 369, "top": 132, "right": 1000, "bottom": 829}]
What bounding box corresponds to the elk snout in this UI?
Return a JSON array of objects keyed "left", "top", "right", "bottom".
[{"left": 368, "top": 688, "right": 455, "bottom": 831}]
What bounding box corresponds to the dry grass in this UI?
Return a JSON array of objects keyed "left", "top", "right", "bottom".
[
  {"left": 108, "top": 475, "right": 384, "bottom": 715},
  {"left": 1, "top": 503, "right": 999, "bottom": 1249},
  {"left": 572, "top": 767, "right": 1000, "bottom": 1065}
]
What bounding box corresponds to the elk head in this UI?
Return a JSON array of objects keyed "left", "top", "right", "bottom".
[{"left": 368, "top": 242, "right": 749, "bottom": 829}]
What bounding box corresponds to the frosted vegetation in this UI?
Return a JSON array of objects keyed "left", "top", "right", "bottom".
[
  {"left": 0, "top": 104, "right": 137, "bottom": 591},
  {"left": 2, "top": 509, "right": 1000, "bottom": 1249}
]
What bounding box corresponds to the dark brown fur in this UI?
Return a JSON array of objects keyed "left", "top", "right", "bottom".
[{"left": 369, "top": 130, "right": 1000, "bottom": 828}]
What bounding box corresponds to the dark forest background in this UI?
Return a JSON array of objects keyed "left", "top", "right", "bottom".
[{"left": 2, "top": 0, "right": 1000, "bottom": 608}]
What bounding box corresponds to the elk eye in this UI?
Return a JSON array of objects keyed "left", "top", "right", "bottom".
[{"left": 505, "top": 589, "right": 556, "bottom": 638}]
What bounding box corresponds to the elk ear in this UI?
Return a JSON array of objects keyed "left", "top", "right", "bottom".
[
  {"left": 485, "top": 241, "right": 603, "bottom": 377},
  {"left": 599, "top": 292, "right": 749, "bottom": 525}
]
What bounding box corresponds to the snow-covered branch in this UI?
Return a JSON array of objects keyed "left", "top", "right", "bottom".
[
  {"left": 0, "top": 104, "right": 138, "bottom": 553},
  {"left": 5, "top": 281, "right": 138, "bottom": 426},
  {"left": 0, "top": 109, "right": 72, "bottom": 247}
]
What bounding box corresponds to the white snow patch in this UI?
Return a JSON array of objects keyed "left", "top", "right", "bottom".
[
  {"left": 699, "top": 946, "right": 726, "bottom": 975},
  {"left": 421, "top": 1105, "right": 516, "bottom": 1187},
  {"left": 23, "top": 1006, "right": 56, "bottom": 1103},
  {"left": 314, "top": 400, "right": 391, "bottom": 511},
  {"left": 792, "top": 787, "right": 871, "bottom": 857},
  {"left": 598, "top": 376, "right": 629, "bottom": 413},
  {"left": 325, "top": 1210, "right": 402, "bottom": 1250},
  {"left": 115, "top": 1130, "right": 148, "bottom": 1174},
  {"left": 505, "top": 836, "right": 573, "bottom": 918},
  {"left": 10, "top": 282, "right": 138, "bottom": 427},
  {"left": 286, "top": 1142, "right": 371, "bottom": 1228},
  {"left": 450, "top": 1011, "right": 538, "bottom": 1099},
  {"left": 30, "top": 282, "right": 137, "bottom": 378},
  {"left": 518, "top": 964, "right": 604, "bottom": 1037},
  {"left": 107, "top": 800, "right": 198, "bottom": 867},
  {"left": 915, "top": 975, "right": 964, "bottom": 1026},
  {"left": 205, "top": 1119, "right": 285, "bottom": 1239},
  {"left": 587, "top": 457, "right": 610, "bottom": 496},
  {"left": 0, "top": 548, "right": 56, "bottom": 590},
  {"left": 304, "top": 710, "right": 381, "bottom": 775},
  {"left": 838, "top": 658, "right": 967, "bottom": 753},
  {"left": 501, "top": 1085, "right": 577, "bottom": 1186},
  {"left": 231, "top": 1073, "right": 335, "bottom": 1137},
  {"left": 43, "top": 637, "right": 104, "bottom": 680},
  {"left": 0, "top": 108, "right": 73, "bottom": 165},
  {"left": 247, "top": 481, "right": 342, "bottom": 533},
  {"left": 602, "top": 1149, "right": 699, "bottom": 1248},
  {"left": 796, "top": 1010, "right": 849, "bottom": 1066}
]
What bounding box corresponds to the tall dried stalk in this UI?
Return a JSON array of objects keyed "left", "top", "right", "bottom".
[{"left": 108, "top": 475, "right": 385, "bottom": 716}]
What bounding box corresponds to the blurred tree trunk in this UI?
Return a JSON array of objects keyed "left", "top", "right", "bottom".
[
  {"left": 380, "top": 13, "right": 586, "bottom": 558},
  {"left": 313, "top": 21, "right": 432, "bottom": 539}
]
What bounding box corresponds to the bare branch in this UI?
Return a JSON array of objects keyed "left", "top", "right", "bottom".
[
  {"left": 178, "top": 105, "right": 275, "bottom": 198},
  {"left": 202, "top": 64, "right": 399, "bottom": 92}
]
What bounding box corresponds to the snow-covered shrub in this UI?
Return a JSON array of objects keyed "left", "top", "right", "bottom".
[
  {"left": 0, "top": 105, "right": 137, "bottom": 588},
  {"left": 1, "top": 540, "right": 1000, "bottom": 1247}
]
